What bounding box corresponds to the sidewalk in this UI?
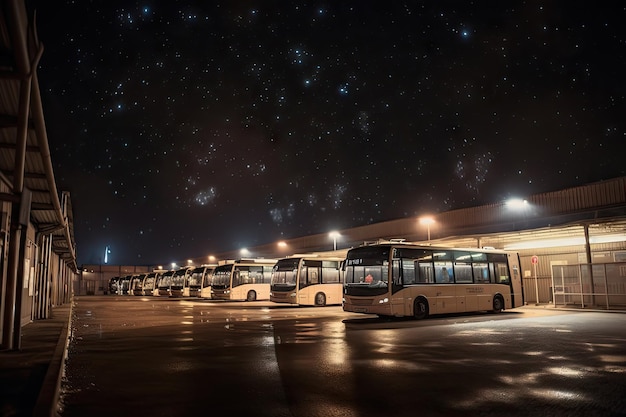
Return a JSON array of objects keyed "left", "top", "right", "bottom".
[
  {"left": 522, "top": 302, "right": 626, "bottom": 313},
  {"left": 0, "top": 302, "right": 73, "bottom": 417}
]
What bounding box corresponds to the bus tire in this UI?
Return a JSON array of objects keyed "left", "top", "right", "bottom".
[
  {"left": 246, "top": 290, "right": 257, "bottom": 302},
  {"left": 492, "top": 295, "right": 504, "bottom": 313},
  {"left": 314, "top": 292, "right": 326, "bottom": 306},
  {"left": 414, "top": 297, "right": 429, "bottom": 320}
]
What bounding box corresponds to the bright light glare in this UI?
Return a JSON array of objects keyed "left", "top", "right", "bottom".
[
  {"left": 506, "top": 198, "right": 528, "bottom": 209},
  {"left": 419, "top": 216, "right": 435, "bottom": 225}
]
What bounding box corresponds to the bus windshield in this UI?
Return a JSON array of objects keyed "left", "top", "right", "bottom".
[
  {"left": 143, "top": 273, "right": 156, "bottom": 290},
  {"left": 212, "top": 266, "right": 233, "bottom": 286},
  {"left": 188, "top": 270, "right": 204, "bottom": 287},
  {"left": 271, "top": 258, "right": 300, "bottom": 289},
  {"left": 344, "top": 246, "right": 390, "bottom": 294},
  {"left": 159, "top": 272, "right": 174, "bottom": 287},
  {"left": 171, "top": 270, "right": 187, "bottom": 287}
]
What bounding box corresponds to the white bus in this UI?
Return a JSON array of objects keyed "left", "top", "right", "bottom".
[
  {"left": 129, "top": 273, "right": 147, "bottom": 296},
  {"left": 170, "top": 267, "right": 193, "bottom": 298},
  {"left": 342, "top": 241, "right": 524, "bottom": 318},
  {"left": 185, "top": 265, "right": 214, "bottom": 297},
  {"left": 210, "top": 259, "right": 277, "bottom": 301},
  {"left": 141, "top": 271, "right": 163, "bottom": 296},
  {"left": 156, "top": 270, "right": 176, "bottom": 297},
  {"left": 270, "top": 251, "right": 347, "bottom": 306}
]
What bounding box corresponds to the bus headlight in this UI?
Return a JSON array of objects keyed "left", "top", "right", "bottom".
[
  {"left": 290, "top": 293, "right": 296, "bottom": 297},
  {"left": 378, "top": 298, "right": 389, "bottom": 304}
]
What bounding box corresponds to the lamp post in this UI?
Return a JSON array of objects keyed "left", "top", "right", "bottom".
[
  {"left": 329, "top": 231, "right": 340, "bottom": 251},
  {"left": 104, "top": 245, "right": 111, "bottom": 264},
  {"left": 419, "top": 217, "right": 435, "bottom": 242}
]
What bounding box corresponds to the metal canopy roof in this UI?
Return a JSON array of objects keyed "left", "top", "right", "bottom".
[{"left": 0, "top": 1, "right": 77, "bottom": 270}]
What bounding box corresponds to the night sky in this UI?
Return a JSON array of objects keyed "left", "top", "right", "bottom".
[{"left": 29, "top": 1, "right": 625, "bottom": 266}]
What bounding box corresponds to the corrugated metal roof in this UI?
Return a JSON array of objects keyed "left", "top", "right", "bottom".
[{"left": 0, "top": 0, "right": 76, "bottom": 270}]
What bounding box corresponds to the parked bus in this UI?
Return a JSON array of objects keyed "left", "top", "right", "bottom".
[
  {"left": 270, "top": 250, "right": 347, "bottom": 306},
  {"left": 170, "top": 267, "right": 193, "bottom": 297},
  {"left": 209, "top": 259, "right": 277, "bottom": 301},
  {"left": 157, "top": 270, "right": 176, "bottom": 297},
  {"left": 186, "top": 265, "right": 214, "bottom": 297},
  {"left": 342, "top": 241, "right": 524, "bottom": 318},
  {"left": 141, "top": 271, "right": 162, "bottom": 296},
  {"left": 118, "top": 275, "right": 132, "bottom": 295},
  {"left": 107, "top": 277, "right": 119, "bottom": 295},
  {"left": 199, "top": 267, "right": 216, "bottom": 299},
  {"left": 129, "top": 273, "right": 147, "bottom": 296}
]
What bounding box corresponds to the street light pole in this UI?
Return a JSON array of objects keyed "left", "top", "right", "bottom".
[
  {"left": 419, "top": 217, "right": 435, "bottom": 242},
  {"left": 329, "top": 231, "right": 340, "bottom": 251}
]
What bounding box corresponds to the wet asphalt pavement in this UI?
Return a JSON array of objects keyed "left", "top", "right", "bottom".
[{"left": 58, "top": 296, "right": 626, "bottom": 417}]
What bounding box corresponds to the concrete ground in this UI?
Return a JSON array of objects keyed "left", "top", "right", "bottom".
[{"left": 0, "top": 299, "right": 623, "bottom": 417}]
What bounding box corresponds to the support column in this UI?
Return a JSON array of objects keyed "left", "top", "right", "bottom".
[{"left": 1, "top": 75, "right": 32, "bottom": 350}]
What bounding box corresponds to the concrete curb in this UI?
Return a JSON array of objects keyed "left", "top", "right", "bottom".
[
  {"left": 33, "top": 299, "right": 73, "bottom": 417},
  {"left": 521, "top": 303, "right": 626, "bottom": 314}
]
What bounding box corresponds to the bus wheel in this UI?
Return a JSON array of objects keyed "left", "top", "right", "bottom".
[
  {"left": 246, "top": 290, "right": 257, "bottom": 302},
  {"left": 314, "top": 292, "right": 326, "bottom": 306},
  {"left": 414, "top": 297, "right": 429, "bottom": 320},
  {"left": 492, "top": 295, "right": 504, "bottom": 313}
]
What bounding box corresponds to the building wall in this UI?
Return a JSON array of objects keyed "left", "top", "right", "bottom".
[{"left": 79, "top": 264, "right": 153, "bottom": 295}]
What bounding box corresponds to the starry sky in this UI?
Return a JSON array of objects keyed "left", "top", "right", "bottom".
[{"left": 29, "top": 1, "right": 625, "bottom": 266}]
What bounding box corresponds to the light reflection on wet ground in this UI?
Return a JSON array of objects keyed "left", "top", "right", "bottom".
[{"left": 59, "top": 297, "right": 626, "bottom": 417}]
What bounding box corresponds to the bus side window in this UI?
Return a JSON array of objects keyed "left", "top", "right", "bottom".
[
  {"left": 454, "top": 263, "right": 472, "bottom": 283},
  {"left": 300, "top": 266, "right": 308, "bottom": 287},
  {"left": 322, "top": 262, "right": 340, "bottom": 284},
  {"left": 473, "top": 263, "right": 489, "bottom": 283},
  {"left": 309, "top": 270, "right": 319, "bottom": 285},
  {"left": 402, "top": 260, "right": 416, "bottom": 285},
  {"left": 435, "top": 264, "right": 453, "bottom": 283},
  {"left": 418, "top": 262, "right": 434, "bottom": 283},
  {"left": 495, "top": 262, "right": 510, "bottom": 283}
]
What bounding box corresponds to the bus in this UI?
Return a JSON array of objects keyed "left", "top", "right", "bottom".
[
  {"left": 118, "top": 275, "right": 132, "bottom": 295},
  {"left": 141, "top": 271, "right": 162, "bottom": 296},
  {"left": 107, "top": 277, "right": 119, "bottom": 295},
  {"left": 170, "top": 267, "right": 193, "bottom": 298},
  {"left": 342, "top": 241, "right": 524, "bottom": 318},
  {"left": 129, "top": 273, "right": 147, "bottom": 296},
  {"left": 157, "top": 270, "right": 176, "bottom": 297},
  {"left": 210, "top": 259, "right": 277, "bottom": 301},
  {"left": 186, "top": 265, "right": 214, "bottom": 297},
  {"left": 270, "top": 250, "right": 347, "bottom": 306}
]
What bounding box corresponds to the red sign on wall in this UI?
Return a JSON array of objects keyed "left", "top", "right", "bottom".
[{"left": 531, "top": 255, "right": 539, "bottom": 265}]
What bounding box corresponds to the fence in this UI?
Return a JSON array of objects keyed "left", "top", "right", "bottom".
[{"left": 551, "top": 263, "right": 626, "bottom": 309}]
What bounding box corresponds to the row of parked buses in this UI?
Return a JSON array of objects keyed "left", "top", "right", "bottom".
[
  {"left": 107, "top": 241, "right": 526, "bottom": 318},
  {"left": 107, "top": 249, "right": 348, "bottom": 306}
]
